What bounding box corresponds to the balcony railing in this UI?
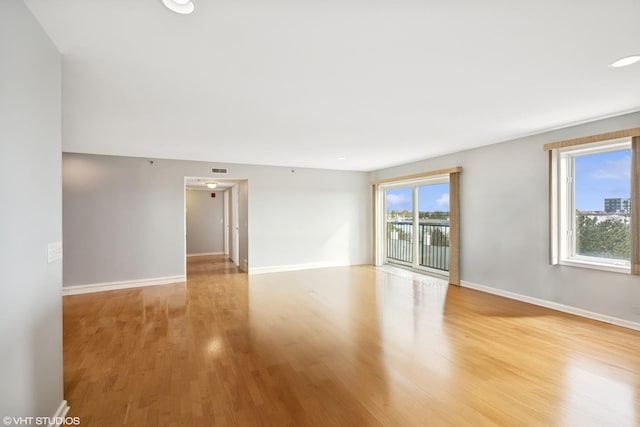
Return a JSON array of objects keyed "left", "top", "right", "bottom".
[{"left": 387, "top": 222, "right": 450, "bottom": 271}]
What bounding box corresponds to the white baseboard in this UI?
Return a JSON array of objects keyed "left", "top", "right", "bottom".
[
  {"left": 249, "top": 262, "right": 352, "bottom": 275},
  {"left": 461, "top": 280, "right": 640, "bottom": 332},
  {"left": 62, "top": 275, "right": 185, "bottom": 296},
  {"left": 186, "top": 252, "right": 224, "bottom": 257},
  {"left": 48, "top": 400, "right": 70, "bottom": 427}
]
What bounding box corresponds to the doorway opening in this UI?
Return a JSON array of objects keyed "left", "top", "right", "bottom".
[{"left": 184, "top": 177, "right": 249, "bottom": 277}]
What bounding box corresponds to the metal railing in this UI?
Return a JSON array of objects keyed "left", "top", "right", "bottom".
[
  {"left": 387, "top": 222, "right": 450, "bottom": 271},
  {"left": 387, "top": 222, "right": 414, "bottom": 264}
]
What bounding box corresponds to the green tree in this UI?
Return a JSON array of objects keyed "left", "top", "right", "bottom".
[
  {"left": 418, "top": 211, "right": 449, "bottom": 221},
  {"left": 429, "top": 227, "right": 449, "bottom": 247},
  {"left": 430, "top": 211, "right": 449, "bottom": 220},
  {"left": 576, "top": 212, "right": 630, "bottom": 260}
]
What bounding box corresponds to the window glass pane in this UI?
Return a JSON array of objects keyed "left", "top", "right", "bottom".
[
  {"left": 574, "top": 149, "right": 631, "bottom": 263},
  {"left": 418, "top": 183, "right": 450, "bottom": 271},
  {"left": 386, "top": 187, "right": 413, "bottom": 263}
]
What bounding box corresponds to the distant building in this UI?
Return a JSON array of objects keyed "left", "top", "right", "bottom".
[{"left": 604, "top": 198, "right": 630, "bottom": 213}]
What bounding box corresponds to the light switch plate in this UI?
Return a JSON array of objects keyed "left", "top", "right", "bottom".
[{"left": 47, "top": 241, "right": 63, "bottom": 263}]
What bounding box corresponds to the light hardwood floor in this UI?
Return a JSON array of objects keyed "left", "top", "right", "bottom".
[{"left": 63, "top": 256, "right": 640, "bottom": 426}]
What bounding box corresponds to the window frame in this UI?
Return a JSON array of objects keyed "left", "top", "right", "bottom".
[{"left": 553, "top": 137, "right": 632, "bottom": 274}]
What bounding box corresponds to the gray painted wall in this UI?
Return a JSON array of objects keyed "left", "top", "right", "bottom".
[
  {"left": 370, "top": 111, "right": 640, "bottom": 324},
  {"left": 228, "top": 186, "right": 237, "bottom": 264},
  {"left": 0, "top": 0, "right": 63, "bottom": 417},
  {"left": 186, "top": 190, "right": 224, "bottom": 255},
  {"left": 238, "top": 180, "right": 249, "bottom": 271},
  {"left": 62, "top": 154, "right": 371, "bottom": 285}
]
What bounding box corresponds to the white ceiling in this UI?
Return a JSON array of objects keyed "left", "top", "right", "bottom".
[{"left": 25, "top": 0, "right": 640, "bottom": 171}]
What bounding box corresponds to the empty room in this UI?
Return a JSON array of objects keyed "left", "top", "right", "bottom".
[{"left": 2, "top": 0, "right": 640, "bottom": 426}]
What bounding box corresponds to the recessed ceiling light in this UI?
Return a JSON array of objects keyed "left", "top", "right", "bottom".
[
  {"left": 206, "top": 182, "right": 217, "bottom": 189},
  {"left": 609, "top": 55, "right": 640, "bottom": 68},
  {"left": 338, "top": 157, "right": 346, "bottom": 161},
  {"left": 162, "top": 0, "right": 195, "bottom": 15}
]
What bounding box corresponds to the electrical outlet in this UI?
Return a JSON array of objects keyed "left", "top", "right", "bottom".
[{"left": 47, "top": 241, "right": 63, "bottom": 263}]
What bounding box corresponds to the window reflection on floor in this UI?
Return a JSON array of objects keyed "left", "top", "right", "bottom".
[
  {"left": 563, "top": 357, "right": 636, "bottom": 426},
  {"left": 376, "top": 266, "right": 452, "bottom": 380}
]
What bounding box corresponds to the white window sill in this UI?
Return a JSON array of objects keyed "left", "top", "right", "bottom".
[{"left": 559, "top": 257, "right": 630, "bottom": 274}]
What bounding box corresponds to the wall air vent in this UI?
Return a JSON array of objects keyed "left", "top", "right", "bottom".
[{"left": 211, "top": 168, "right": 228, "bottom": 174}]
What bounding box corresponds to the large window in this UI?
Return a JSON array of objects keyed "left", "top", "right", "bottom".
[
  {"left": 546, "top": 128, "right": 640, "bottom": 275},
  {"left": 557, "top": 140, "right": 631, "bottom": 270}
]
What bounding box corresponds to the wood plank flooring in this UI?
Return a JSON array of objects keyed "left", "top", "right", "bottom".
[{"left": 63, "top": 256, "right": 640, "bottom": 426}]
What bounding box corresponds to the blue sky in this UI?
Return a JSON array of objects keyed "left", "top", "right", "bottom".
[
  {"left": 575, "top": 149, "right": 630, "bottom": 211},
  {"left": 386, "top": 183, "right": 450, "bottom": 212}
]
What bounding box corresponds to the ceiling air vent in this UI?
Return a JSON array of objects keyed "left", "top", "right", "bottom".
[{"left": 211, "top": 168, "right": 228, "bottom": 174}]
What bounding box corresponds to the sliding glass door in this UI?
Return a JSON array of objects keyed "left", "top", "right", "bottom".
[{"left": 385, "top": 180, "right": 450, "bottom": 273}]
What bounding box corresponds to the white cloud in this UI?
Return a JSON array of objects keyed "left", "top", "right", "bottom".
[
  {"left": 386, "top": 193, "right": 411, "bottom": 207},
  {"left": 591, "top": 155, "right": 631, "bottom": 180},
  {"left": 436, "top": 193, "right": 449, "bottom": 208}
]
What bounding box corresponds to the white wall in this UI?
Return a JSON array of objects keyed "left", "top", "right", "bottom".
[
  {"left": 228, "top": 184, "right": 238, "bottom": 265},
  {"left": 0, "top": 0, "right": 63, "bottom": 418},
  {"left": 238, "top": 181, "right": 249, "bottom": 271},
  {"left": 370, "top": 111, "right": 640, "bottom": 325},
  {"left": 186, "top": 190, "right": 224, "bottom": 255},
  {"left": 62, "top": 154, "right": 371, "bottom": 285}
]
